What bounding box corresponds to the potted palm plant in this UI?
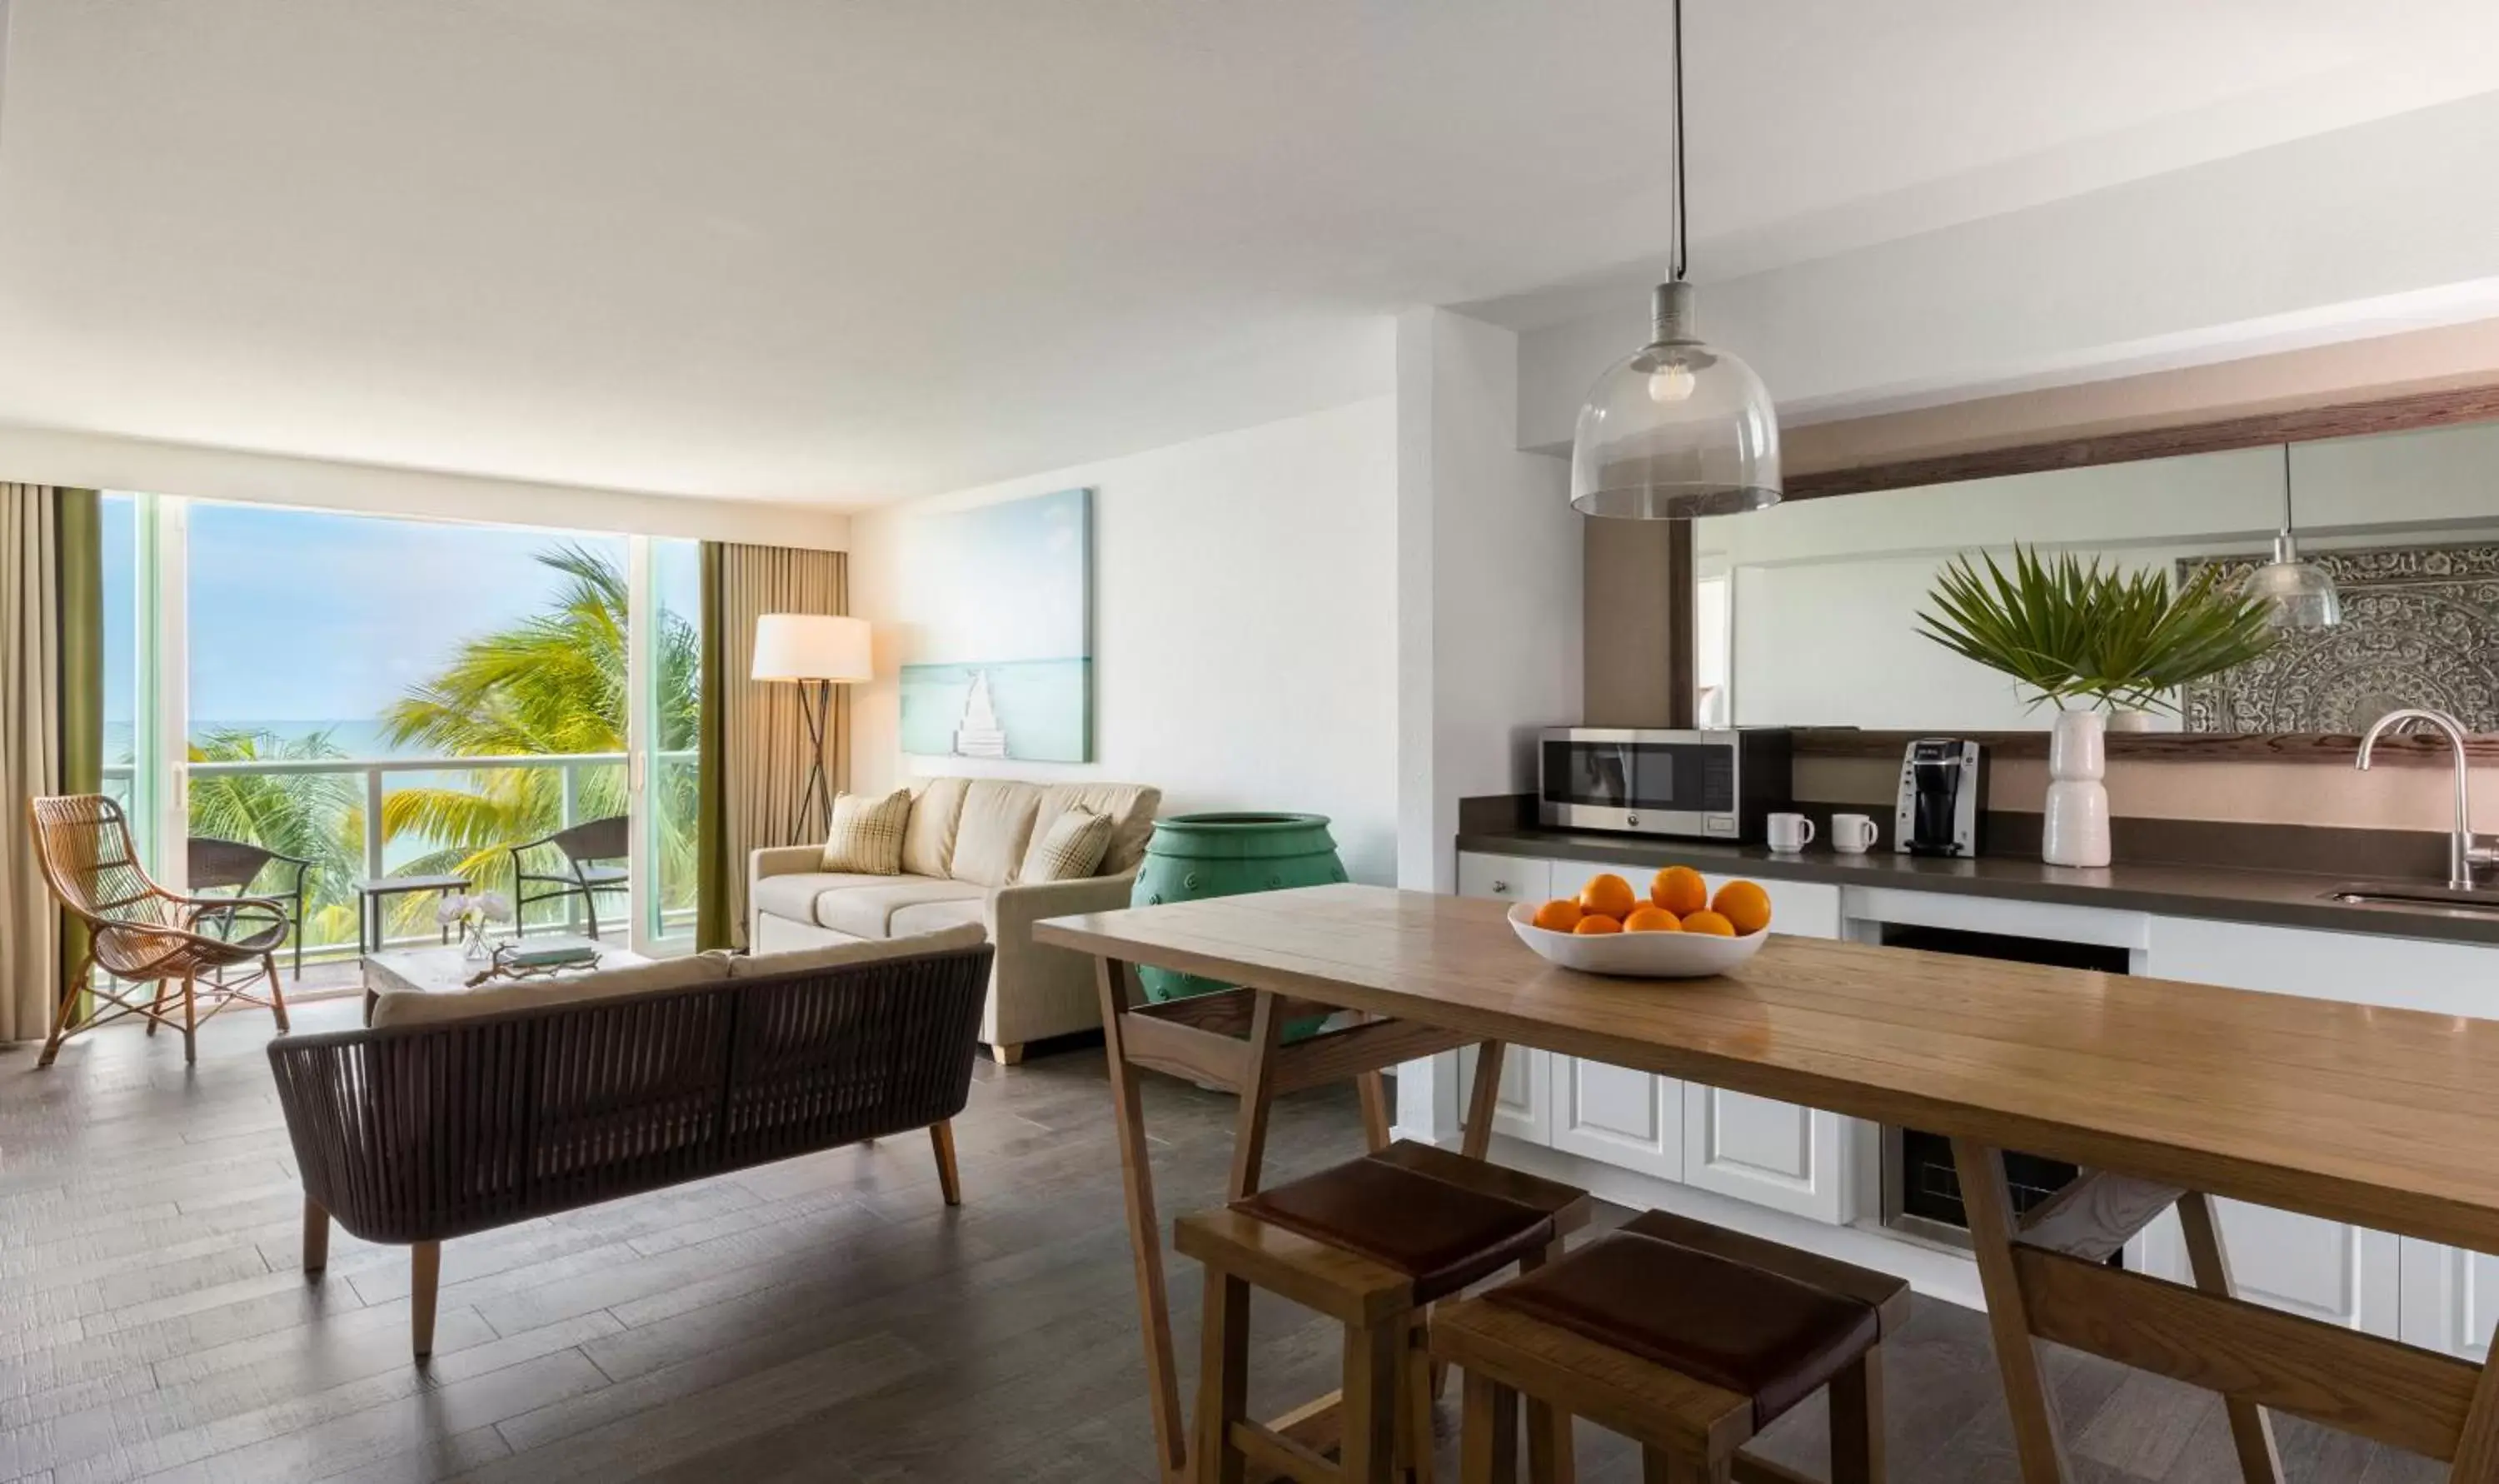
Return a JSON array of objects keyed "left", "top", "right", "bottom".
[{"left": 1915, "top": 547, "right": 2276, "bottom": 867}]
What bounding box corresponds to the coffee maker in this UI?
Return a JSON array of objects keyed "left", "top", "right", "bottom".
[{"left": 1896, "top": 739, "right": 1985, "bottom": 857}]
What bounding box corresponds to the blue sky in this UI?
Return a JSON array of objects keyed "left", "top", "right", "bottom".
[{"left": 104, "top": 497, "right": 691, "bottom": 730}]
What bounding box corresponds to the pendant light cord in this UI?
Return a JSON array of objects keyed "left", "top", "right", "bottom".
[
  {"left": 1671, "top": 0, "right": 1688, "bottom": 283},
  {"left": 2281, "top": 442, "right": 2295, "bottom": 532}
]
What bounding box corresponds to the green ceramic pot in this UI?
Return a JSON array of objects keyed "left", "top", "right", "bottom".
[{"left": 1131, "top": 812, "right": 1348, "bottom": 1006}]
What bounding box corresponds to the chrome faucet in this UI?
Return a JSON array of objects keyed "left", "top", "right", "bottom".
[{"left": 2356, "top": 707, "right": 2499, "bottom": 890}]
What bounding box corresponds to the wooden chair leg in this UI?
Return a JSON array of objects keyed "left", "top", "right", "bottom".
[
  {"left": 1399, "top": 1316, "right": 1436, "bottom": 1484},
  {"left": 180, "top": 974, "right": 198, "bottom": 1064},
  {"left": 1196, "top": 1271, "right": 1250, "bottom": 1484},
  {"left": 411, "top": 1241, "right": 441, "bottom": 1360},
  {"left": 303, "top": 1198, "right": 331, "bottom": 1274},
  {"left": 264, "top": 952, "right": 291, "bottom": 1033},
  {"left": 145, "top": 975, "right": 168, "bottom": 1036},
  {"left": 929, "top": 1120, "right": 962, "bottom": 1207},
  {"left": 1526, "top": 1395, "right": 1573, "bottom": 1484},
  {"left": 1344, "top": 1320, "right": 1404, "bottom": 1484},
  {"left": 1460, "top": 1369, "right": 1519, "bottom": 1484},
  {"left": 36, "top": 962, "right": 86, "bottom": 1068},
  {"left": 1829, "top": 1349, "right": 1885, "bottom": 1484}
]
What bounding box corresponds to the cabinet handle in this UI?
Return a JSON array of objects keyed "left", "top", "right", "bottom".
[{"left": 1493, "top": 880, "right": 1510, "bottom": 894}]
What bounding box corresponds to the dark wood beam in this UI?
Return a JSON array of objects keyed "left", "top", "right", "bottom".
[{"left": 1785, "top": 383, "right": 2499, "bottom": 501}]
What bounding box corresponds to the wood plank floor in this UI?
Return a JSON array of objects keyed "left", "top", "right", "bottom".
[{"left": 0, "top": 997, "right": 2444, "bottom": 1483}]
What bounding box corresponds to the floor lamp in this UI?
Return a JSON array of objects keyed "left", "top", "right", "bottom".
[{"left": 751, "top": 614, "right": 873, "bottom": 841}]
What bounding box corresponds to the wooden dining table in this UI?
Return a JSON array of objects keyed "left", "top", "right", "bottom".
[{"left": 1035, "top": 882, "right": 2499, "bottom": 1484}]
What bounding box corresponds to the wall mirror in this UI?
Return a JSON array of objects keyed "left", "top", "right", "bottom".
[{"left": 1694, "top": 414, "right": 2499, "bottom": 746}]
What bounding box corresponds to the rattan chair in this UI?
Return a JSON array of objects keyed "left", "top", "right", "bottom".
[
  {"left": 29, "top": 794, "right": 292, "bottom": 1068},
  {"left": 189, "top": 835, "right": 313, "bottom": 978},
  {"left": 510, "top": 814, "right": 628, "bottom": 939}
]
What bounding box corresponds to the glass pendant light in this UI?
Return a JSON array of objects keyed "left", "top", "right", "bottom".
[
  {"left": 1569, "top": 0, "right": 1779, "bottom": 519},
  {"left": 2242, "top": 443, "right": 2342, "bottom": 630}
]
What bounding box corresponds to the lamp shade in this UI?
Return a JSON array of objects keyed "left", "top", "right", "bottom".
[
  {"left": 1571, "top": 283, "right": 1781, "bottom": 519},
  {"left": 2242, "top": 534, "right": 2343, "bottom": 631},
  {"left": 751, "top": 614, "right": 872, "bottom": 683}
]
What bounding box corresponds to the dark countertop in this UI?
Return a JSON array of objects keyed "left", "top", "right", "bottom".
[{"left": 1456, "top": 825, "right": 2499, "bottom": 948}]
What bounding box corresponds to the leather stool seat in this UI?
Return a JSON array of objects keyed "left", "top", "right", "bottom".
[
  {"left": 1240, "top": 1141, "right": 1589, "bottom": 1303},
  {"left": 1433, "top": 1207, "right": 1911, "bottom": 1483},
  {"left": 1486, "top": 1226, "right": 1877, "bottom": 1428},
  {"left": 1178, "top": 1141, "right": 1593, "bottom": 1483}
]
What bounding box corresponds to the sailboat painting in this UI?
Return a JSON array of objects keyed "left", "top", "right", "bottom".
[{"left": 896, "top": 487, "right": 1094, "bottom": 762}]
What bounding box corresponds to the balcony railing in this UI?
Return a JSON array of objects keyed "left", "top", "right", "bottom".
[{"left": 102, "top": 749, "right": 699, "bottom": 957}]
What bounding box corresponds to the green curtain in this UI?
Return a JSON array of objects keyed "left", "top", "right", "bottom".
[
  {"left": 694, "top": 541, "right": 732, "bottom": 950},
  {"left": 53, "top": 490, "right": 102, "bottom": 993}
]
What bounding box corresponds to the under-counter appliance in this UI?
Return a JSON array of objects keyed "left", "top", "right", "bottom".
[
  {"left": 1877, "top": 924, "right": 2126, "bottom": 1259},
  {"left": 1896, "top": 738, "right": 1985, "bottom": 858},
  {"left": 1539, "top": 728, "right": 1791, "bottom": 842}
]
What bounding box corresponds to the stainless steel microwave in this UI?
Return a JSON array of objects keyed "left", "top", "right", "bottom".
[{"left": 1537, "top": 728, "right": 1793, "bottom": 842}]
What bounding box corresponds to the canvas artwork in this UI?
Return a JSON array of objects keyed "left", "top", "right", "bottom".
[
  {"left": 898, "top": 487, "right": 1094, "bottom": 762},
  {"left": 2177, "top": 540, "right": 2499, "bottom": 733}
]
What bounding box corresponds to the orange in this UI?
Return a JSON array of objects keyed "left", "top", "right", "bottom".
[
  {"left": 1530, "top": 898, "right": 1584, "bottom": 933},
  {"left": 1650, "top": 865, "right": 1709, "bottom": 916},
  {"left": 1572, "top": 914, "right": 1624, "bottom": 935},
  {"left": 1679, "top": 909, "right": 1737, "bottom": 937},
  {"left": 1712, "top": 879, "right": 1773, "bottom": 936},
  {"left": 1624, "top": 906, "right": 1682, "bottom": 934},
  {"left": 1578, "top": 874, "right": 1639, "bottom": 920}
]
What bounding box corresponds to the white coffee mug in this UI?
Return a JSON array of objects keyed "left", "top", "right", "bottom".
[
  {"left": 1766, "top": 813, "right": 1815, "bottom": 853},
  {"left": 1831, "top": 813, "right": 1880, "bottom": 854}
]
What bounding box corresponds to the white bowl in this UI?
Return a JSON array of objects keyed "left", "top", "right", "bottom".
[{"left": 1506, "top": 901, "right": 1768, "bottom": 979}]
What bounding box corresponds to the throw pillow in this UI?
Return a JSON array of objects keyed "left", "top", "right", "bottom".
[
  {"left": 819, "top": 788, "right": 913, "bottom": 874},
  {"left": 1023, "top": 804, "right": 1115, "bottom": 883}
]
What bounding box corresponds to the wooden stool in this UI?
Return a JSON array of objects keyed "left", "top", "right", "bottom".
[
  {"left": 1175, "top": 1141, "right": 1592, "bottom": 1484},
  {"left": 1430, "top": 1209, "right": 1910, "bottom": 1483}
]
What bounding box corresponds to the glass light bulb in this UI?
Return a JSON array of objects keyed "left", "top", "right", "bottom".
[{"left": 1648, "top": 364, "right": 1697, "bottom": 404}]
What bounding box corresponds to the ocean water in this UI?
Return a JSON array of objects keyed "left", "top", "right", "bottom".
[
  {"left": 899, "top": 660, "right": 1091, "bottom": 762},
  {"left": 107, "top": 718, "right": 407, "bottom": 764}
]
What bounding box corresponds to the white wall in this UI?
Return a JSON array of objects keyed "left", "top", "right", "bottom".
[
  {"left": 1394, "top": 308, "right": 1583, "bottom": 894},
  {"left": 0, "top": 424, "right": 847, "bottom": 548},
  {"left": 846, "top": 398, "right": 1401, "bottom": 884}
]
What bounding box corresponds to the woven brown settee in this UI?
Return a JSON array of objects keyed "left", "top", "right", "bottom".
[{"left": 266, "top": 940, "right": 994, "bottom": 1359}]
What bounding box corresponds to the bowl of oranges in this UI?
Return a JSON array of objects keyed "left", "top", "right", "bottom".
[{"left": 1507, "top": 866, "right": 1773, "bottom": 978}]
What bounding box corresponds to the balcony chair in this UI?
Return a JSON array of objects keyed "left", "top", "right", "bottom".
[
  {"left": 188, "top": 835, "right": 313, "bottom": 978},
  {"left": 28, "top": 794, "right": 292, "bottom": 1068},
  {"left": 510, "top": 814, "right": 629, "bottom": 940}
]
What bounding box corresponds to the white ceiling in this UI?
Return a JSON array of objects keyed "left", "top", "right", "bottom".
[{"left": 3, "top": 1, "right": 2497, "bottom": 506}]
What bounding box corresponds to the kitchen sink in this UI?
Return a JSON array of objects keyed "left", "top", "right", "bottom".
[{"left": 2325, "top": 880, "right": 2499, "bottom": 918}]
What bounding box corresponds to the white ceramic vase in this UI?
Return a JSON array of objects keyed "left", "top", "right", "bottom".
[{"left": 2042, "top": 709, "right": 2112, "bottom": 869}]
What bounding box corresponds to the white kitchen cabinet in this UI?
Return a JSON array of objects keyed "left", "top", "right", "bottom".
[
  {"left": 1549, "top": 1053, "right": 1685, "bottom": 1178},
  {"left": 1455, "top": 852, "right": 1549, "bottom": 909},
  {"left": 1538, "top": 859, "right": 1855, "bottom": 1215},
  {"left": 2402, "top": 1242, "right": 2499, "bottom": 1360},
  {"left": 2134, "top": 1201, "right": 2402, "bottom": 1338},
  {"left": 1543, "top": 858, "right": 1689, "bottom": 1178},
  {"left": 1678, "top": 874, "right": 1851, "bottom": 1221},
  {"left": 2142, "top": 916, "right": 2421, "bottom": 1339}
]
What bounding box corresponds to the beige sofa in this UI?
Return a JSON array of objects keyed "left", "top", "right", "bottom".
[{"left": 749, "top": 777, "right": 1160, "bottom": 1063}]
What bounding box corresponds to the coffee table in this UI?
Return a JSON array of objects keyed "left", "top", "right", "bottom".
[{"left": 359, "top": 935, "right": 650, "bottom": 1023}]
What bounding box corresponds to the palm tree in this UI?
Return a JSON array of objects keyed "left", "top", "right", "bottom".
[
  {"left": 186, "top": 728, "right": 367, "bottom": 949},
  {"left": 379, "top": 543, "right": 701, "bottom": 932}
]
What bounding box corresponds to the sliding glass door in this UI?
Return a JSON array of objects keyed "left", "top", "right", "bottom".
[
  {"left": 101, "top": 493, "right": 705, "bottom": 980},
  {"left": 631, "top": 538, "right": 703, "bottom": 954}
]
